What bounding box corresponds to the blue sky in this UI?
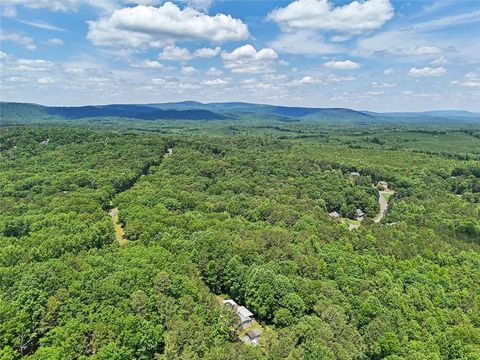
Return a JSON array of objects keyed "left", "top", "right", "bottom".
[{"left": 1, "top": 0, "right": 479, "bottom": 111}]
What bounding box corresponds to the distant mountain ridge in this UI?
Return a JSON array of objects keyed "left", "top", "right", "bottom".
[{"left": 1, "top": 101, "right": 479, "bottom": 123}]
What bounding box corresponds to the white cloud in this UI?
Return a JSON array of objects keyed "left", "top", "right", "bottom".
[
  {"left": 461, "top": 81, "right": 480, "bottom": 88},
  {"left": 297, "top": 76, "right": 320, "bottom": 84},
  {"left": 152, "top": 77, "right": 166, "bottom": 84},
  {"left": 222, "top": 44, "right": 278, "bottom": 73},
  {"left": 327, "top": 74, "right": 356, "bottom": 82},
  {"left": 459, "top": 73, "right": 480, "bottom": 87},
  {"left": 87, "top": 3, "right": 249, "bottom": 48},
  {"left": 0, "top": 30, "right": 35, "bottom": 50},
  {"left": 130, "top": 59, "right": 163, "bottom": 68},
  {"left": 17, "top": 19, "right": 66, "bottom": 31},
  {"left": 431, "top": 55, "right": 449, "bottom": 65},
  {"left": 206, "top": 67, "right": 223, "bottom": 76},
  {"left": 158, "top": 45, "right": 193, "bottom": 61},
  {"left": 404, "top": 46, "right": 441, "bottom": 55},
  {"left": 268, "top": 0, "right": 394, "bottom": 33},
  {"left": 1, "top": 0, "right": 117, "bottom": 14},
  {"left": 324, "top": 60, "right": 361, "bottom": 70},
  {"left": 268, "top": 30, "right": 340, "bottom": 55},
  {"left": 465, "top": 72, "right": 479, "bottom": 80},
  {"left": 358, "top": 30, "right": 444, "bottom": 57},
  {"left": 158, "top": 45, "right": 221, "bottom": 61},
  {"left": 11, "top": 59, "right": 54, "bottom": 71},
  {"left": 187, "top": 0, "right": 212, "bottom": 11},
  {"left": 6, "top": 76, "right": 29, "bottom": 82},
  {"left": 125, "top": 0, "right": 212, "bottom": 10},
  {"left": 3, "top": 6, "right": 17, "bottom": 17},
  {"left": 46, "top": 38, "right": 64, "bottom": 46},
  {"left": 37, "top": 77, "right": 56, "bottom": 84},
  {"left": 384, "top": 68, "right": 394, "bottom": 75},
  {"left": 202, "top": 78, "right": 228, "bottom": 86},
  {"left": 181, "top": 66, "right": 197, "bottom": 75},
  {"left": 0, "top": 51, "right": 7, "bottom": 60},
  {"left": 371, "top": 81, "right": 397, "bottom": 88},
  {"left": 408, "top": 66, "right": 447, "bottom": 77},
  {"left": 193, "top": 47, "right": 221, "bottom": 58}
]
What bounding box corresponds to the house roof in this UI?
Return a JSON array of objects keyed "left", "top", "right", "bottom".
[
  {"left": 356, "top": 209, "right": 365, "bottom": 216},
  {"left": 222, "top": 299, "right": 238, "bottom": 307},
  {"left": 329, "top": 211, "right": 340, "bottom": 218},
  {"left": 239, "top": 313, "right": 252, "bottom": 323},
  {"left": 237, "top": 306, "right": 254, "bottom": 318},
  {"left": 247, "top": 329, "right": 262, "bottom": 339}
]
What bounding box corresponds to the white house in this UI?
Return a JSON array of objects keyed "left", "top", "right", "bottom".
[{"left": 222, "top": 300, "right": 254, "bottom": 328}]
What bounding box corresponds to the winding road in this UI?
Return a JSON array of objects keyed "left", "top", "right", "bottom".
[{"left": 374, "top": 190, "right": 394, "bottom": 223}]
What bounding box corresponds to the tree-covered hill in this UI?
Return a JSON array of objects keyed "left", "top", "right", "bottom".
[{"left": 1, "top": 124, "right": 479, "bottom": 359}]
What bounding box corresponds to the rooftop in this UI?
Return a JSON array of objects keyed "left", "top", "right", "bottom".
[
  {"left": 247, "top": 329, "right": 262, "bottom": 339},
  {"left": 237, "top": 306, "right": 254, "bottom": 318},
  {"left": 222, "top": 299, "right": 238, "bottom": 307}
]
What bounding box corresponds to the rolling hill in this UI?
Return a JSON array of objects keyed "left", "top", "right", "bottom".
[{"left": 1, "top": 101, "right": 479, "bottom": 124}]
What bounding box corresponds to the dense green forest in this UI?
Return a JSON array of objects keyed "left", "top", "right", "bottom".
[{"left": 1, "top": 118, "right": 480, "bottom": 359}]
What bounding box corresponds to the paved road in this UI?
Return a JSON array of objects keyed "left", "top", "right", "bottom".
[{"left": 374, "top": 190, "right": 394, "bottom": 223}]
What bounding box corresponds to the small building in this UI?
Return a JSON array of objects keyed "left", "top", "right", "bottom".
[
  {"left": 40, "top": 138, "right": 49, "bottom": 146},
  {"left": 245, "top": 329, "right": 262, "bottom": 345},
  {"left": 377, "top": 181, "right": 388, "bottom": 190},
  {"left": 222, "top": 300, "right": 254, "bottom": 328},
  {"left": 356, "top": 209, "right": 365, "bottom": 221},
  {"left": 222, "top": 299, "right": 238, "bottom": 308},
  {"left": 237, "top": 306, "right": 254, "bottom": 328},
  {"left": 329, "top": 211, "right": 340, "bottom": 220},
  {"left": 350, "top": 171, "right": 360, "bottom": 177}
]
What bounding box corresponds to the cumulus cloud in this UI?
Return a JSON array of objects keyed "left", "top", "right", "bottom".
[
  {"left": 384, "top": 68, "right": 394, "bottom": 75},
  {"left": 152, "top": 77, "right": 166, "bottom": 84},
  {"left": 202, "top": 78, "right": 228, "bottom": 86},
  {"left": 206, "top": 67, "right": 223, "bottom": 76},
  {"left": 408, "top": 66, "right": 446, "bottom": 77},
  {"left": 37, "top": 77, "right": 56, "bottom": 84},
  {"left": 158, "top": 45, "right": 193, "bottom": 61},
  {"left": 130, "top": 59, "right": 163, "bottom": 68},
  {"left": 158, "top": 45, "right": 221, "bottom": 61},
  {"left": 0, "top": 51, "right": 7, "bottom": 60},
  {"left": 0, "top": 30, "right": 35, "bottom": 50},
  {"left": 296, "top": 76, "right": 320, "bottom": 85},
  {"left": 181, "top": 66, "right": 197, "bottom": 75},
  {"left": 324, "top": 60, "right": 361, "bottom": 70},
  {"left": 459, "top": 72, "right": 480, "bottom": 87},
  {"left": 87, "top": 3, "right": 249, "bottom": 48},
  {"left": 268, "top": 0, "right": 394, "bottom": 33},
  {"left": 193, "top": 47, "right": 221, "bottom": 58},
  {"left": 10, "top": 59, "right": 54, "bottom": 71},
  {"left": 461, "top": 81, "right": 480, "bottom": 88},
  {"left": 222, "top": 44, "right": 278, "bottom": 73},
  {"left": 268, "top": 30, "right": 340, "bottom": 55}
]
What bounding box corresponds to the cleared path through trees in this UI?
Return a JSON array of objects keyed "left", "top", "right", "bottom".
[{"left": 107, "top": 147, "right": 174, "bottom": 245}]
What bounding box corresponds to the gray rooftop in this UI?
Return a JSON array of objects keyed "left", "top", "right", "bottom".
[{"left": 237, "top": 306, "right": 254, "bottom": 318}]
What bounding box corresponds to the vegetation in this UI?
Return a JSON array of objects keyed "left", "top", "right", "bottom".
[{"left": 0, "top": 111, "right": 479, "bottom": 359}]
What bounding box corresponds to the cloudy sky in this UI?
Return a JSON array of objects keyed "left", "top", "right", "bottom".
[{"left": 1, "top": 0, "right": 479, "bottom": 111}]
